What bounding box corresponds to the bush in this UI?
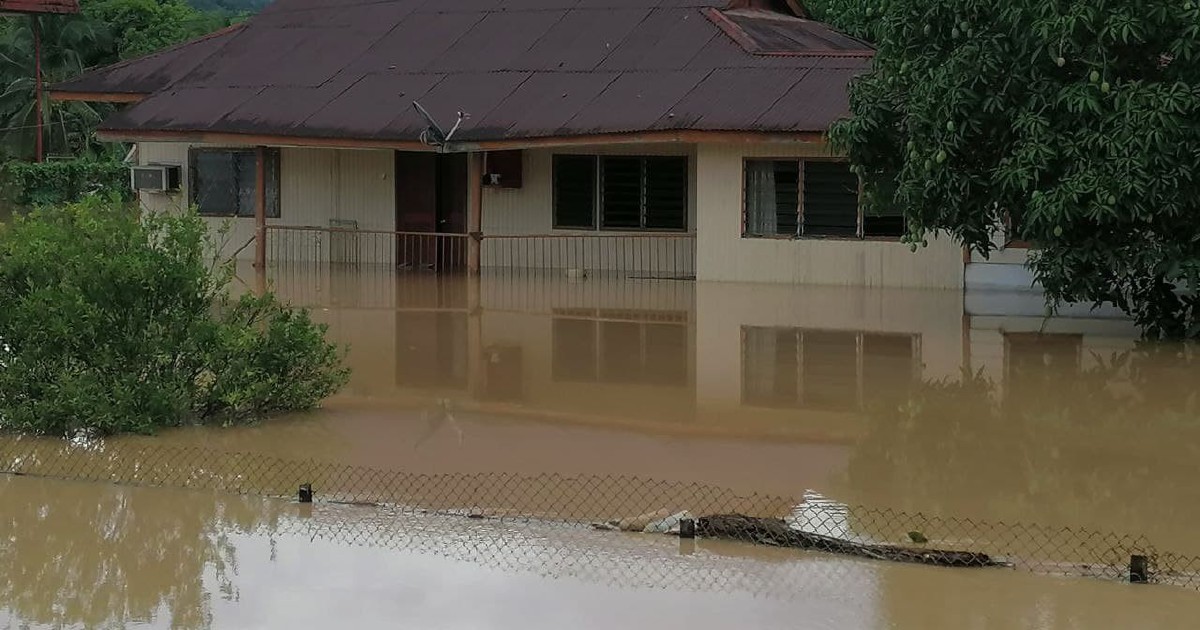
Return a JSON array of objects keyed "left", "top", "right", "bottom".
[
  {"left": 0, "top": 159, "right": 132, "bottom": 209},
  {"left": 0, "top": 196, "right": 349, "bottom": 436}
]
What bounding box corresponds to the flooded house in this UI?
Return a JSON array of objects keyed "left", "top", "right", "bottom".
[{"left": 49, "top": 0, "right": 984, "bottom": 287}]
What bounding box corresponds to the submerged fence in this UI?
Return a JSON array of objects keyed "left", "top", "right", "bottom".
[{"left": 1, "top": 436, "right": 1196, "bottom": 590}]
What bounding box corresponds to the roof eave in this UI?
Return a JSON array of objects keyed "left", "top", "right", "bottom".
[{"left": 95, "top": 128, "right": 830, "bottom": 151}]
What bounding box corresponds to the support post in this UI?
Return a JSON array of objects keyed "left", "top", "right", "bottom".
[
  {"left": 254, "top": 145, "right": 267, "bottom": 269},
  {"left": 298, "top": 483, "right": 313, "bottom": 503},
  {"left": 32, "top": 17, "right": 43, "bottom": 163},
  {"left": 679, "top": 518, "right": 696, "bottom": 539},
  {"left": 1130, "top": 555, "right": 1149, "bottom": 584},
  {"left": 466, "top": 151, "right": 484, "bottom": 275}
]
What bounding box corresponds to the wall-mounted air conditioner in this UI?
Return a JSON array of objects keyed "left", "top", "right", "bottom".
[{"left": 130, "top": 164, "right": 181, "bottom": 193}]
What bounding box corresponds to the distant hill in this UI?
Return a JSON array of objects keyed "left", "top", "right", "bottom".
[{"left": 186, "top": 0, "right": 271, "bottom": 12}]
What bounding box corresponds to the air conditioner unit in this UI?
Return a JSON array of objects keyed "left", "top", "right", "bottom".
[{"left": 130, "top": 164, "right": 181, "bottom": 193}]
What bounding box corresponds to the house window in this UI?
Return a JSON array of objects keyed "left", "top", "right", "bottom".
[
  {"left": 552, "top": 309, "right": 689, "bottom": 386},
  {"left": 743, "top": 159, "right": 903, "bottom": 238},
  {"left": 741, "top": 326, "right": 918, "bottom": 410},
  {"left": 553, "top": 155, "right": 688, "bottom": 231},
  {"left": 189, "top": 148, "right": 281, "bottom": 218}
]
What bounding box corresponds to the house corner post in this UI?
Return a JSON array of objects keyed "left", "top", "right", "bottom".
[
  {"left": 254, "top": 145, "right": 267, "bottom": 269},
  {"left": 467, "top": 151, "right": 484, "bottom": 275}
]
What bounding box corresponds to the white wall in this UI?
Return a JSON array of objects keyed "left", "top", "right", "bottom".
[
  {"left": 480, "top": 145, "right": 697, "bottom": 276},
  {"left": 693, "top": 143, "right": 965, "bottom": 288},
  {"left": 137, "top": 142, "right": 396, "bottom": 263}
]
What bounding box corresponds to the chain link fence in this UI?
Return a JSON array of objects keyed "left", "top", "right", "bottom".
[{"left": 1, "top": 435, "right": 1196, "bottom": 591}]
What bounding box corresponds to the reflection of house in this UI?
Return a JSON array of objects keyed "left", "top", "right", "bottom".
[{"left": 55, "top": 0, "right": 982, "bottom": 289}]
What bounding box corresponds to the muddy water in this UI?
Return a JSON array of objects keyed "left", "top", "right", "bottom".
[
  {"left": 2, "top": 475, "right": 1198, "bottom": 630},
  {"left": 230, "top": 268, "right": 1200, "bottom": 550},
  {"left": 4, "top": 266, "right": 1200, "bottom": 626}
]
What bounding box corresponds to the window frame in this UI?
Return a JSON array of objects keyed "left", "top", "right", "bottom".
[
  {"left": 551, "top": 153, "right": 690, "bottom": 233},
  {"left": 188, "top": 147, "right": 281, "bottom": 219},
  {"left": 740, "top": 157, "right": 903, "bottom": 242}
]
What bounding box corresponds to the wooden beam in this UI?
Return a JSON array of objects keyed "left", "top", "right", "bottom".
[
  {"left": 254, "top": 145, "right": 266, "bottom": 269},
  {"left": 48, "top": 90, "right": 145, "bottom": 103},
  {"left": 95, "top": 128, "right": 828, "bottom": 152},
  {"left": 466, "top": 151, "right": 484, "bottom": 275}
]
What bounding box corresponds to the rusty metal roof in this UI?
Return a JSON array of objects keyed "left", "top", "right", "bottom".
[
  {"left": 0, "top": 0, "right": 78, "bottom": 14},
  {"left": 58, "top": 0, "right": 873, "bottom": 143},
  {"left": 52, "top": 24, "right": 245, "bottom": 96}
]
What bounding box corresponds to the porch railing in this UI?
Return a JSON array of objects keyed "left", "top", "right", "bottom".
[
  {"left": 265, "top": 226, "right": 696, "bottom": 278},
  {"left": 481, "top": 233, "right": 696, "bottom": 279},
  {"left": 266, "top": 225, "right": 469, "bottom": 271}
]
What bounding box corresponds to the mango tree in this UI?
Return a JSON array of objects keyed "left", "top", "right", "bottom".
[{"left": 814, "top": 0, "right": 1200, "bottom": 338}]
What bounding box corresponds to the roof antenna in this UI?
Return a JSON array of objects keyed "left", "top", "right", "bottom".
[{"left": 413, "top": 100, "right": 469, "bottom": 147}]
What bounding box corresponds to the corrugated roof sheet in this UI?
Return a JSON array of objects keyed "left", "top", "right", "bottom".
[
  {"left": 52, "top": 24, "right": 245, "bottom": 95},
  {"left": 59, "top": 0, "right": 873, "bottom": 143},
  {"left": 0, "top": 0, "right": 78, "bottom": 14}
]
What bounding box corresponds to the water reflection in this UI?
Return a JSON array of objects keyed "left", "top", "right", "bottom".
[
  {"left": 0, "top": 476, "right": 279, "bottom": 630},
  {"left": 225, "top": 267, "right": 1200, "bottom": 551},
  {"left": 3, "top": 475, "right": 1199, "bottom": 630}
]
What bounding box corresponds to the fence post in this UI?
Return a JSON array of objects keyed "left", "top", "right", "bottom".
[
  {"left": 679, "top": 518, "right": 695, "bottom": 539},
  {"left": 298, "top": 483, "right": 313, "bottom": 503},
  {"left": 1130, "top": 555, "right": 1149, "bottom": 584}
]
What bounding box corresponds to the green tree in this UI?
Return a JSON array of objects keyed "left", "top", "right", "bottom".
[
  {"left": 84, "top": 0, "right": 231, "bottom": 60},
  {"left": 0, "top": 15, "right": 110, "bottom": 159},
  {"left": 0, "top": 197, "right": 349, "bottom": 436},
  {"left": 817, "top": 0, "right": 1200, "bottom": 338}
]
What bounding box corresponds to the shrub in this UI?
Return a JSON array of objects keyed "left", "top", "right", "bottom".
[
  {"left": 0, "top": 159, "right": 132, "bottom": 209},
  {"left": 0, "top": 196, "right": 349, "bottom": 436}
]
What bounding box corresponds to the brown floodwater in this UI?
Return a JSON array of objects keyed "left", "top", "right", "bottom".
[
  {"left": 2, "top": 475, "right": 1198, "bottom": 630},
  {"left": 4, "top": 265, "right": 1200, "bottom": 626}
]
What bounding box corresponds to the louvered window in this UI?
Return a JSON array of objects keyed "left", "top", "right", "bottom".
[
  {"left": 553, "top": 155, "right": 688, "bottom": 231},
  {"left": 743, "top": 159, "right": 903, "bottom": 238}
]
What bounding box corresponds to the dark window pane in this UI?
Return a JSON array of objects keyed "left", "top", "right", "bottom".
[
  {"left": 552, "top": 317, "right": 597, "bottom": 382},
  {"left": 190, "top": 149, "right": 281, "bottom": 218},
  {"left": 800, "top": 331, "right": 858, "bottom": 411},
  {"left": 803, "top": 161, "right": 859, "bottom": 237},
  {"left": 553, "top": 155, "right": 596, "bottom": 228},
  {"left": 234, "top": 151, "right": 257, "bottom": 217},
  {"left": 744, "top": 160, "right": 798, "bottom": 237},
  {"left": 601, "top": 156, "right": 642, "bottom": 229},
  {"left": 863, "top": 214, "right": 904, "bottom": 237},
  {"left": 644, "top": 156, "right": 687, "bottom": 230},
  {"left": 192, "top": 151, "right": 240, "bottom": 216}
]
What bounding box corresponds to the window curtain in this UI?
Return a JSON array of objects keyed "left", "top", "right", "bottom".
[{"left": 745, "top": 161, "right": 777, "bottom": 236}]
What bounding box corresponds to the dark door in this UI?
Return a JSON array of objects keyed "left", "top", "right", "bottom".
[{"left": 395, "top": 151, "right": 467, "bottom": 272}]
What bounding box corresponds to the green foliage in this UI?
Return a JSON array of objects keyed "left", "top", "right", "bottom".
[
  {"left": 83, "top": 0, "right": 235, "bottom": 61},
  {"left": 0, "top": 16, "right": 111, "bottom": 159},
  {"left": 0, "top": 158, "right": 131, "bottom": 208},
  {"left": 823, "top": 0, "right": 1200, "bottom": 338},
  {"left": 0, "top": 197, "right": 349, "bottom": 437},
  {"left": 0, "top": 0, "right": 252, "bottom": 160}
]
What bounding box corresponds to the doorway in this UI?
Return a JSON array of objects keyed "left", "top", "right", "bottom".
[{"left": 395, "top": 152, "right": 467, "bottom": 271}]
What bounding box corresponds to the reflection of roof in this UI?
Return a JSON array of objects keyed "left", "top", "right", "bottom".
[
  {"left": 0, "top": 0, "right": 78, "bottom": 14},
  {"left": 54, "top": 0, "right": 873, "bottom": 146}
]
